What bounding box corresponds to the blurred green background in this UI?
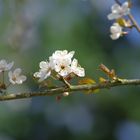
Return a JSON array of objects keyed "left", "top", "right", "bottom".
[{"left": 0, "top": 0, "right": 140, "bottom": 140}]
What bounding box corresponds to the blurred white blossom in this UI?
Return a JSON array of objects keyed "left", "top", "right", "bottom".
[
  {"left": 0, "top": 60, "right": 14, "bottom": 73},
  {"left": 8, "top": 68, "right": 27, "bottom": 84},
  {"left": 110, "top": 23, "right": 123, "bottom": 40},
  {"left": 108, "top": 2, "right": 130, "bottom": 20}
]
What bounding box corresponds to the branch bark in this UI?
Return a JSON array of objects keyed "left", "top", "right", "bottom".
[{"left": 0, "top": 78, "right": 140, "bottom": 101}]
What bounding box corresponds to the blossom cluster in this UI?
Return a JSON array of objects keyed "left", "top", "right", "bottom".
[
  {"left": 107, "top": 1, "right": 131, "bottom": 40},
  {"left": 34, "top": 50, "right": 85, "bottom": 82},
  {"left": 0, "top": 59, "right": 26, "bottom": 87}
]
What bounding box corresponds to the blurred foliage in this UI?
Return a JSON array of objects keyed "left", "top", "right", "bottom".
[{"left": 0, "top": 0, "right": 140, "bottom": 140}]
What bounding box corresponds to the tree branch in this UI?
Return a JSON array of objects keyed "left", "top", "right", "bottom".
[
  {"left": 0, "top": 78, "right": 140, "bottom": 101},
  {"left": 114, "top": 0, "right": 121, "bottom": 5},
  {"left": 115, "top": 0, "right": 140, "bottom": 32}
]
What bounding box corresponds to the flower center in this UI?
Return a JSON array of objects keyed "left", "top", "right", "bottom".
[
  {"left": 12, "top": 76, "right": 16, "bottom": 81},
  {"left": 61, "top": 65, "right": 65, "bottom": 70}
]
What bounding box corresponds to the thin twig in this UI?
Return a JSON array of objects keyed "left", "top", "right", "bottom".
[
  {"left": 114, "top": 0, "right": 140, "bottom": 32},
  {"left": 114, "top": 0, "right": 121, "bottom": 5},
  {"left": 0, "top": 78, "right": 140, "bottom": 101},
  {"left": 61, "top": 77, "right": 71, "bottom": 88},
  {"left": 128, "top": 14, "right": 140, "bottom": 32}
]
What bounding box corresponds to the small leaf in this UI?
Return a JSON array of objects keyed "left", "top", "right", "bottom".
[
  {"left": 79, "top": 78, "right": 96, "bottom": 85},
  {"left": 116, "top": 18, "right": 132, "bottom": 28},
  {"left": 99, "top": 77, "right": 107, "bottom": 83},
  {"left": 79, "top": 78, "right": 99, "bottom": 94}
]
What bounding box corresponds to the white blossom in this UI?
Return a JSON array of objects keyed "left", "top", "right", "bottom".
[
  {"left": 8, "top": 68, "right": 27, "bottom": 84},
  {"left": 49, "top": 50, "right": 75, "bottom": 77},
  {"left": 71, "top": 59, "right": 85, "bottom": 77},
  {"left": 0, "top": 59, "right": 14, "bottom": 73},
  {"left": 110, "top": 23, "right": 123, "bottom": 40},
  {"left": 34, "top": 61, "right": 51, "bottom": 82},
  {"left": 34, "top": 50, "right": 85, "bottom": 81},
  {"left": 54, "top": 59, "right": 72, "bottom": 77},
  {"left": 108, "top": 2, "right": 130, "bottom": 20},
  {"left": 49, "top": 50, "right": 75, "bottom": 69}
]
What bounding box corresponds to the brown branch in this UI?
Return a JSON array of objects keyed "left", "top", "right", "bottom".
[
  {"left": 115, "top": 0, "right": 140, "bottom": 32},
  {"left": 0, "top": 78, "right": 140, "bottom": 101}
]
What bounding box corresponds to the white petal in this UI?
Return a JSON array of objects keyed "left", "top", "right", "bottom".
[
  {"left": 44, "top": 71, "right": 51, "bottom": 79},
  {"left": 111, "top": 4, "right": 121, "bottom": 13},
  {"left": 78, "top": 68, "right": 85, "bottom": 77},
  {"left": 0, "top": 60, "right": 7, "bottom": 70},
  {"left": 62, "top": 59, "right": 72, "bottom": 66},
  {"left": 59, "top": 67, "right": 71, "bottom": 77},
  {"left": 74, "top": 67, "right": 85, "bottom": 77},
  {"left": 59, "top": 70, "right": 68, "bottom": 77},
  {"left": 0, "top": 60, "right": 7, "bottom": 66},
  {"left": 34, "top": 69, "right": 51, "bottom": 82},
  {"left": 20, "top": 75, "right": 27, "bottom": 82},
  {"left": 68, "top": 51, "right": 75, "bottom": 58},
  {"left": 107, "top": 13, "right": 120, "bottom": 20},
  {"left": 6, "top": 61, "right": 14, "bottom": 70},
  {"left": 9, "top": 79, "right": 16, "bottom": 84},
  {"left": 8, "top": 71, "right": 13, "bottom": 79},
  {"left": 15, "top": 75, "right": 26, "bottom": 84},
  {"left": 8, "top": 71, "right": 16, "bottom": 84},
  {"left": 107, "top": 13, "right": 115, "bottom": 20},
  {"left": 15, "top": 78, "right": 23, "bottom": 84},
  {"left": 62, "top": 50, "right": 68, "bottom": 55},
  {"left": 39, "top": 61, "right": 48, "bottom": 69},
  {"left": 110, "top": 33, "right": 121, "bottom": 40},
  {"left": 54, "top": 65, "right": 61, "bottom": 72},
  {"left": 13, "top": 68, "right": 22, "bottom": 76},
  {"left": 110, "top": 23, "right": 122, "bottom": 34},
  {"left": 122, "top": 2, "right": 129, "bottom": 9},
  {"left": 122, "top": 2, "right": 130, "bottom": 15},
  {"left": 40, "top": 70, "right": 51, "bottom": 78},
  {"left": 77, "top": 68, "right": 85, "bottom": 77},
  {"left": 110, "top": 26, "right": 118, "bottom": 33},
  {"left": 71, "top": 58, "right": 78, "bottom": 68},
  {"left": 34, "top": 72, "right": 40, "bottom": 78}
]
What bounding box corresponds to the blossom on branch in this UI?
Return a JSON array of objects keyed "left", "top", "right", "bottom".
[
  {"left": 110, "top": 22, "right": 128, "bottom": 40},
  {"left": 34, "top": 50, "right": 85, "bottom": 82},
  {"left": 49, "top": 50, "right": 74, "bottom": 77},
  {"left": 107, "top": 2, "right": 130, "bottom": 20},
  {"left": 110, "top": 23, "right": 123, "bottom": 40},
  {"left": 8, "top": 68, "right": 27, "bottom": 84}
]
